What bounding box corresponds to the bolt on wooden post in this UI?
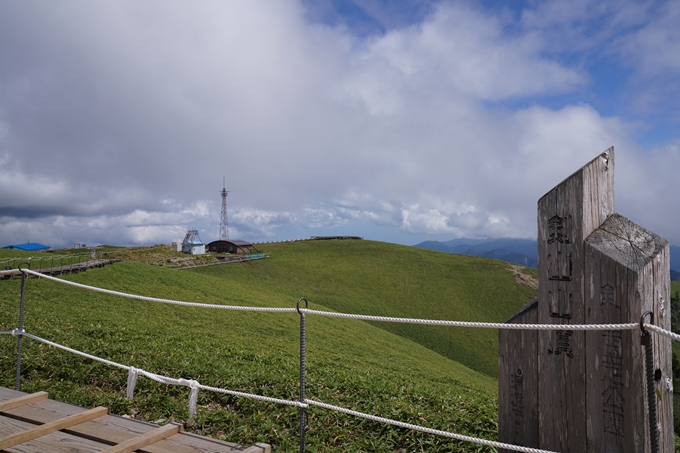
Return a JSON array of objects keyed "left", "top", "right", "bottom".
[{"left": 498, "top": 147, "right": 673, "bottom": 452}]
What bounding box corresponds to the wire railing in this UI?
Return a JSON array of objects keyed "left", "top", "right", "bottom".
[
  {"left": 0, "top": 252, "right": 94, "bottom": 273},
  {"left": 4, "top": 268, "right": 676, "bottom": 453}
]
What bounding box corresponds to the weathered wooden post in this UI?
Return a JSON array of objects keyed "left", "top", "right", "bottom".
[
  {"left": 499, "top": 147, "right": 673, "bottom": 452},
  {"left": 498, "top": 298, "right": 538, "bottom": 447}
]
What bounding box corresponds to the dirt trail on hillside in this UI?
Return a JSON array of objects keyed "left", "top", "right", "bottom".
[{"left": 508, "top": 263, "right": 538, "bottom": 289}]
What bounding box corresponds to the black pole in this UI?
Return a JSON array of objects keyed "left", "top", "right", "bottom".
[
  {"left": 15, "top": 270, "right": 27, "bottom": 390},
  {"left": 640, "top": 311, "right": 659, "bottom": 453},
  {"left": 297, "top": 297, "right": 308, "bottom": 453}
]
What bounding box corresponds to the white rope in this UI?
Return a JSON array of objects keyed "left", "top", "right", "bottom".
[
  {"left": 300, "top": 309, "right": 639, "bottom": 331},
  {"left": 188, "top": 380, "right": 200, "bottom": 418},
  {"left": 132, "top": 377, "right": 201, "bottom": 418},
  {"left": 305, "top": 399, "right": 558, "bottom": 453},
  {"left": 17, "top": 270, "right": 674, "bottom": 335},
  {"left": 21, "top": 331, "right": 129, "bottom": 370},
  {"left": 13, "top": 270, "right": 680, "bottom": 452},
  {"left": 17, "top": 325, "right": 680, "bottom": 452},
  {"left": 644, "top": 324, "right": 680, "bottom": 342},
  {"left": 127, "top": 367, "right": 139, "bottom": 399},
  {"left": 0, "top": 269, "right": 19, "bottom": 276},
  {"left": 20, "top": 269, "right": 297, "bottom": 313},
  {"left": 196, "top": 383, "right": 307, "bottom": 408},
  {"left": 16, "top": 330, "right": 307, "bottom": 412},
  {"left": 0, "top": 253, "right": 88, "bottom": 265},
  {"left": 12, "top": 270, "right": 647, "bottom": 332}
]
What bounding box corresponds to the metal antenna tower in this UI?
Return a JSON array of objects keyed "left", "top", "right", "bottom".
[{"left": 219, "top": 177, "right": 229, "bottom": 241}]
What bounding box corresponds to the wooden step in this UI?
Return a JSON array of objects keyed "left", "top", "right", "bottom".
[{"left": 0, "top": 387, "right": 270, "bottom": 453}]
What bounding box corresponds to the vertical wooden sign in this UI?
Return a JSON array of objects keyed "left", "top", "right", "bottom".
[
  {"left": 585, "top": 214, "right": 672, "bottom": 451},
  {"left": 498, "top": 299, "right": 538, "bottom": 451},
  {"left": 537, "top": 148, "right": 614, "bottom": 452},
  {"left": 499, "top": 146, "right": 672, "bottom": 451}
]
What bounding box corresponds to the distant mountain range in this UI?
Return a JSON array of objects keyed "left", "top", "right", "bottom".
[
  {"left": 415, "top": 239, "right": 680, "bottom": 280},
  {"left": 415, "top": 238, "right": 538, "bottom": 267}
]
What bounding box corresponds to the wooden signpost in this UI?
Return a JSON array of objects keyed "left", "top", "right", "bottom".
[{"left": 499, "top": 147, "right": 673, "bottom": 452}]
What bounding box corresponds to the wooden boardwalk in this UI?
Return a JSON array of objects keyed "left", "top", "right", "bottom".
[
  {"left": 0, "top": 259, "right": 120, "bottom": 279},
  {"left": 0, "top": 387, "right": 270, "bottom": 453}
]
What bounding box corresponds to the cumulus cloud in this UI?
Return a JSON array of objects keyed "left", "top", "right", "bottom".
[
  {"left": 359, "top": 3, "right": 586, "bottom": 102},
  {"left": 616, "top": 2, "right": 680, "bottom": 76},
  {"left": 0, "top": 0, "right": 678, "bottom": 248}
]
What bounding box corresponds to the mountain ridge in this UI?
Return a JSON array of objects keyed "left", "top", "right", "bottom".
[
  {"left": 415, "top": 238, "right": 538, "bottom": 268},
  {"left": 416, "top": 239, "right": 680, "bottom": 279}
]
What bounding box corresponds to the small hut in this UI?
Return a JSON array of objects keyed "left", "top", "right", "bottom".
[
  {"left": 206, "top": 240, "right": 259, "bottom": 255},
  {"left": 182, "top": 230, "right": 205, "bottom": 255}
]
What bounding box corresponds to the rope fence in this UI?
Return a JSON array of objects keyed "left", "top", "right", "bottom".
[
  {"left": 304, "top": 399, "right": 557, "bottom": 453},
  {"left": 0, "top": 252, "right": 93, "bottom": 269},
  {"left": 0, "top": 329, "right": 307, "bottom": 417},
  {"left": 5, "top": 268, "right": 678, "bottom": 453},
  {"left": 16, "top": 268, "right": 651, "bottom": 333},
  {"left": 18, "top": 268, "right": 297, "bottom": 312},
  {"left": 0, "top": 252, "right": 91, "bottom": 264}
]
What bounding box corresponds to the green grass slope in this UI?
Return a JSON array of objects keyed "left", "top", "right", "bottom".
[
  {"left": 192, "top": 240, "right": 537, "bottom": 377},
  {"left": 0, "top": 252, "right": 511, "bottom": 452},
  {"left": 672, "top": 280, "right": 680, "bottom": 441}
]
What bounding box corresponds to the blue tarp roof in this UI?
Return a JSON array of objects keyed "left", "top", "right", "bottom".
[{"left": 2, "top": 243, "right": 50, "bottom": 251}]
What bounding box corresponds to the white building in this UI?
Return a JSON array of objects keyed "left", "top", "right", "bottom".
[{"left": 181, "top": 230, "right": 205, "bottom": 255}]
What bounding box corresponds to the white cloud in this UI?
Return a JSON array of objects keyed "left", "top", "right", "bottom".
[
  {"left": 519, "top": 0, "right": 650, "bottom": 53},
  {"left": 342, "top": 2, "right": 586, "bottom": 113},
  {"left": 0, "top": 200, "right": 213, "bottom": 248},
  {"left": 616, "top": 2, "right": 680, "bottom": 76},
  {"left": 0, "top": 0, "right": 678, "bottom": 248},
  {"left": 616, "top": 139, "right": 680, "bottom": 238}
]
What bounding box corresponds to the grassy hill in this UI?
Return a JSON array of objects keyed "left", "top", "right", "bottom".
[
  {"left": 0, "top": 240, "right": 536, "bottom": 451},
  {"left": 192, "top": 240, "right": 537, "bottom": 378}
]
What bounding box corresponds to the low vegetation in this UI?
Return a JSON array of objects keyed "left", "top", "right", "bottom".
[
  {"left": 192, "top": 240, "right": 538, "bottom": 378},
  {"left": 670, "top": 280, "right": 680, "bottom": 440},
  {"left": 97, "top": 245, "right": 228, "bottom": 268},
  {"left": 0, "top": 240, "right": 537, "bottom": 451},
  {"left": 17, "top": 240, "right": 678, "bottom": 450}
]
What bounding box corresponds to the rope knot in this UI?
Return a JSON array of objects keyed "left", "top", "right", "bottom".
[
  {"left": 126, "top": 367, "right": 139, "bottom": 400},
  {"left": 11, "top": 328, "right": 25, "bottom": 337},
  {"left": 178, "top": 379, "right": 200, "bottom": 419}
]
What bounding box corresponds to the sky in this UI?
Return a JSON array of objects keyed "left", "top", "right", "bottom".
[{"left": 1, "top": 0, "right": 679, "bottom": 248}]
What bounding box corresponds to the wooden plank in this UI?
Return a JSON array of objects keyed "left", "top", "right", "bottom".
[
  {"left": 498, "top": 299, "right": 538, "bottom": 451},
  {"left": 243, "top": 443, "right": 271, "bottom": 453},
  {"left": 11, "top": 403, "right": 253, "bottom": 453},
  {"left": 650, "top": 240, "right": 672, "bottom": 451},
  {"left": 148, "top": 431, "right": 267, "bottom": 453},
  {"left": 0, "top": 392, "right": 48, "bottom": 413},
  {"left": 0, "top": 260, "right": 118, "bottom": 278},
  {"left": 584, "top": 213, "right": 672, "bottom": 452},
  {"left": 0, "top": 414, "right": 109, "bottom": 453},
  {"left": 538, "top": 167, "right": 586, "bottom": 452},
  {"left": 99, "top": 423, "right": 181, "bottom": 453},
  {"left": 583, "top": 243, "right": 640, "bottom": 450},
  {"left": 536, "top": 149, "right": 614, "bottom": 452},
  {"left": 0, "top": 406, "right": 108, "bottom": 450},
  {"left": 0, "top": 388, "right": 268, "bottom": 453}
]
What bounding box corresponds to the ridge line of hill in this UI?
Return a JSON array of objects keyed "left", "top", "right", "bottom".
[{"left": 414, "top": 238, "right": 680, "bottom": 280}]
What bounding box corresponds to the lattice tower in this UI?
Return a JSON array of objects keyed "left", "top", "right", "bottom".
[{"left": 219, "top": 178, "right": 229, "bottom": 241}]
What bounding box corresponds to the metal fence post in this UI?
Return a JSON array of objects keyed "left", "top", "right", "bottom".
[
  {"left": 15, "top": 269, "right": 27, "bottom": 390},
  {"left": 297, "top": 297, "right": 308, "bottom": 453},
  {"left": 641, "top": 311, "right": 660, "bottom": 453}
]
